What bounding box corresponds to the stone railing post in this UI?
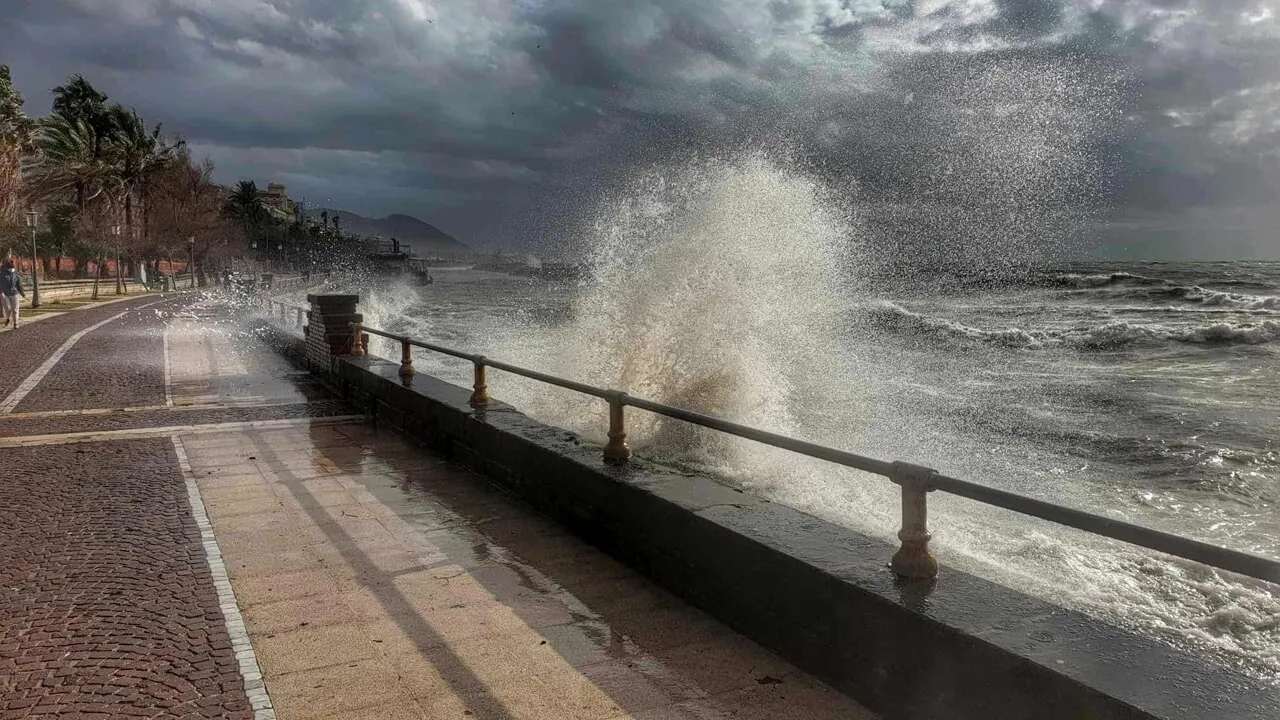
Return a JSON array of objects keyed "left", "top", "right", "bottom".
[{"left": 305, "top": 294, "right": 362, "bottom": 373}]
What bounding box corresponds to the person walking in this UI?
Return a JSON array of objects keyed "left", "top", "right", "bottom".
[{"left": 0, "top": 259, "right": 26, "bottom": 329}]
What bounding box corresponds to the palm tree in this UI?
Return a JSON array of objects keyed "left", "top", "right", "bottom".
[
  {"left": 26, "top": 114, "right": 115, "bottom": 212},
  {"left": 50, "top": 75, "right": 109, "bottom": 134},
  {"left": 105, "top": 105, "right": 174, "bottom": 290},
  {"left": 108, "top": 106, "right": 172, "bottom": 228},
  {"left": 223, "top": 180, "right": 270, "bottom": 265},
  {"left": 223, "top": 180, "right": 267, "bottom": 227},
  {"left": 0, "top": 65, "right": 38, "bottom": 230}
]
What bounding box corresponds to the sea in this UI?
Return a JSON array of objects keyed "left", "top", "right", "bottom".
[{"left": 325, "top": 161, "right": 1280, "bottom": 679}]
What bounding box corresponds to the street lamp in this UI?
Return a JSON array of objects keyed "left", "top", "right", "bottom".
[
  {"left": 24, "top": 211, "right": 39, "bottom": 308},
  {"left": 112, "top": 225, "right": 123, "bottom": 295},
  {"left": 188, "top": 237, "right": 196, "bottom": 289}
]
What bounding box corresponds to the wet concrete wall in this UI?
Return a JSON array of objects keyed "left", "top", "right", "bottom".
[{"left": 259, "top": 325, "right": 1279, "bottom": 720}]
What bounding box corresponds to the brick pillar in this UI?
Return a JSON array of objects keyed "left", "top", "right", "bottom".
[{"left": 305, "top": 294, "right": 361, "bottom": 372}]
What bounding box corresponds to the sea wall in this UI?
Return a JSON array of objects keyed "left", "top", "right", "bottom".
[{"left": 257, "top": 313, "right": 1280, "bottom": 720}]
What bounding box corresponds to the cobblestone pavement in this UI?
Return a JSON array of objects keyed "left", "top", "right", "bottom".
[
  {"left": 0, "top": 292, "right": 344, "bottom": 719},
  {"left": 11, "top": 310, "right": 168, "bottom": 413},
  {"left": 0, "top": 294, "right": 183, "bottom": 405},
  {"left": 0, "top": 440, "right": 252, "bottom": 719}
]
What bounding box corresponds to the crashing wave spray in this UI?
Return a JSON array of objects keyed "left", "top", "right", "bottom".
[{"left": 494, "top": 153, "right": 860, "bottom": 476}]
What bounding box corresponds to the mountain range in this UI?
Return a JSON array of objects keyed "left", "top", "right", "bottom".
[{"left": 323, "top": 210, "right": 470, "bottom": 255}]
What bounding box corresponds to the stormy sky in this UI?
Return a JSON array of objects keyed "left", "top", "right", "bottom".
[{"left": 2, "top": 0, "right": 1278, "bottom": 259}]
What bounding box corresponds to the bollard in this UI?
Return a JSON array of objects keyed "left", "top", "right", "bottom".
[
  {"left": 603, "top": 391, "right": 632, "bottom": 465},
  {"left": 469, "top": 357, "right": 491, "bottom": 408},
  {"left": 399, "top": 339, "right": 415, "bottom": 379},
  {"left": 296, "top": 308, "right": 305, "bottom": 329},
  {"left": 889, "top": 461, "right": 939, "bottom": 579}
]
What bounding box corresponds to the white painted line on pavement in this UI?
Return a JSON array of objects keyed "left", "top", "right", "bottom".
[
  {"left": 163, "top": 322, "right": 174, "bottom": 407},
  {"left": 0, "top": 297, "right": 172, "bottom": 415},
  {"left": 172, "top": 434, "right": 277, "bottom": 720},
  {"left": 0, "top": 415, "right": 365, "bottom": 447},
  {"left": 0, "top": 399, "right": 336, "bottom": 420}
]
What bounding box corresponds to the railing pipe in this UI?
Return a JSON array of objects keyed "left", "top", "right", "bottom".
[
  {"left": 927, "top": 473, "right": 1280, "bottom": 584},
  {"left": 485, "top": 357, "right": 612, "bottom": 399},
  {"left": 623, "top": 395, "right": 895, "bottom": 477}
]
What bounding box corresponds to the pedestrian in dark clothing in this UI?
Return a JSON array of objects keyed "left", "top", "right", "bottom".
[{"left": 0, "top": 259, "right": 25, "bottom": 329}]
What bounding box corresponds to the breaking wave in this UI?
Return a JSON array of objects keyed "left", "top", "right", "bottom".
[
  {"left": 867, "top": 301, "right": 1280, "bottom": 350},
  {"left": 1048, "top": 271, "right": 1280, "bottom": 310},
  {"left": 1051, "top": 271, "right": 1158, "bottom": 288},
  {"left": 1152, "top": 286, "right": 1280, "bottom": 310},
  {"left": 1053, "top": 276, "right": 1280, "bottom": 310}
]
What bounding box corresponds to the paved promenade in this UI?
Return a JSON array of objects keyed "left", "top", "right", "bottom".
[{"left": 0, "top": 291, "right": 875, "bottom": 719}]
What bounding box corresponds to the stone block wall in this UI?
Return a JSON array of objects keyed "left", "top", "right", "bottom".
[{"left": 304, "top": 294, "right": 361, "bottom": 372}]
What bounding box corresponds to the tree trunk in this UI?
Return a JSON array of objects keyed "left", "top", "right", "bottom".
[
  {"left": 141, "top": 189, "right": 150, "bottom": 246},
  {"left": 91, "top": 255, "right": 103, "bottom": 300}
]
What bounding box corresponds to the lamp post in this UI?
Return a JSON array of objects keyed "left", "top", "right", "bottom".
[
  {"left": 188, "top": 237, "right": 196, "bottom": 289},
  {"left": 112, "top": 225, "right": 124, "bottom": 295},
  {"left": 24, "top": 211, "right": 39, "bottom": 308},
  {"left": 109, "top": 225, "right": 122, "bottom": 295}
]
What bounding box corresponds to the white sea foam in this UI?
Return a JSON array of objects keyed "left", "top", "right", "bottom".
[
  {"left": 868, "top": 300, "right": 1280, "bottom": 349},
  {"left": 1184, "top": 287, "right": 1280, "bottom": 310},
  {"left": 1053, "top": 271, "right": 1153, "bottom": 288}
]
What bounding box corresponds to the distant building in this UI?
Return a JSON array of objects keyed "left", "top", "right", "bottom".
[{"left": 261, "top": 183, "right": 297, "bottom": 222}]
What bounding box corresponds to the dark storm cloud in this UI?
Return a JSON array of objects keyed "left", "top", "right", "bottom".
[{"left": 1, "top": 0, "right": 1278, "bottom": 256}]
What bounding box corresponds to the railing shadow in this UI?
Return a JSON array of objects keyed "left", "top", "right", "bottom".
[
  {"left": 245, "top": 429, "right": 524, "bottom": 720},
  {"left": 291, "top": 422, "right": 858, "bottom": 718}
]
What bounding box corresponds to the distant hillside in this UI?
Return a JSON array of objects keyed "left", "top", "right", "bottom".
[{"left": 323, "top": 209, "right": 469, "bottom": 255}]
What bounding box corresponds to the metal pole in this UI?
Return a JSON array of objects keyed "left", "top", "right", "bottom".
[
  {"left": 28, "top": 219, "right": 40, "bottom": 308},
  {"left": 188, "top": 238, "right": 196, "bottom": 289}
]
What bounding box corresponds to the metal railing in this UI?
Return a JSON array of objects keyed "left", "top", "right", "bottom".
[
  {"left": 345, "top": 322, "right": 1280, "bottom": 586},
  {"left": 256, "top": 273, "right": 335, "bottom": 330},
  {"left": 266, "top": 298, "right": 309, "bottom": 330}
]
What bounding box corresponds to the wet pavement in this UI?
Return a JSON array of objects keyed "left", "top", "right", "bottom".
[{"left": 1, "top": 293, "right": 876, "bottom": 719}]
